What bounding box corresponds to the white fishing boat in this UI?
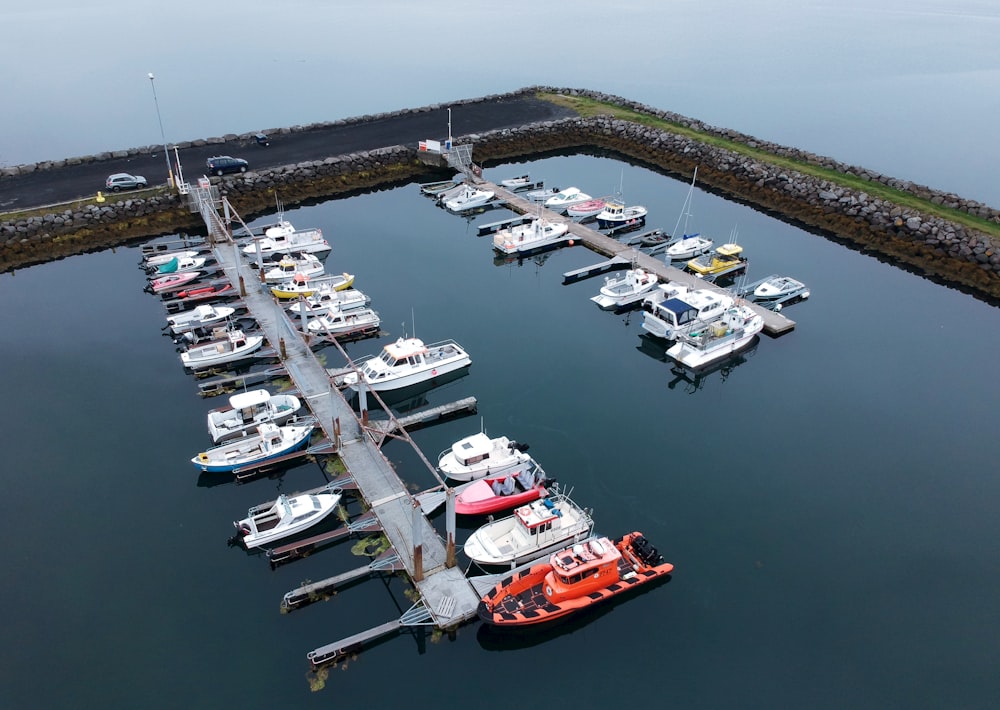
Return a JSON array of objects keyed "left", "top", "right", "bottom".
[
  {"left": 444, "top": 185, "right": 495, "bottom": 212},
  {"left": 462, "top": 494, "right": 594, "bottom": 567},
  {"left": 233, "top": 486, "right": 342, "bottom": 549},
  {"left": 544, "top": 187, "right": 593, "bottom": 213},
  {"left": 152, "top": 255, "right": 206, "bottom": 276},
  {"left": 595, "top": 200, "right": 648, "bottom": 230},
  {"left": 165, "top": 303, "right": 237, "bottom": 335},
  {"left": 241, "top": 221, "right": 331, "bottom": 258},
  {"left": 269, "top": 272, "right": 355, "bottom": 299},
  {"left": 666, "top": 302, "right": 764, "bottom": 369},
  {"left": 492, "top": 218, "right": 571, "bottom": 256},
  {"left": 340, "top": 337, "right": 471, "bottom": 392},
  {"left": 287, "top": 286, "right": 370, "bottom": 315},
  {"left": 590, "top": 267, "right": 659, "bottom": 310},
  {"left": 664, "top": 234, "right": 714, "bottom": 260},
  {"left": 179, "top": 329, "right": 265, "bottom": 369},
  {"left": 191, "top": 422, "right": 314, "bottom": 473},
  {"left": 305, "top": 304, "right": 381, "bottom": 338},
  {"left": 206, "top": 388, "right": 303, "bottom": 444},
  {"left": 437, "top": 430, "right": 533, "bottom": 482},
  {"left": 641, "top": 285, "right": 734, "bottom": 340},
  {"left": 262, "top": 253, "right": 325, "bottom": 283}
]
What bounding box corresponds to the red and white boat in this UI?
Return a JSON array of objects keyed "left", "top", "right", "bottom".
[
  {"left": 454, "top": 464, "right": 551, "bottom": 516},
  {"left": 175, "top": 283, "right": 235, "bottom": 302},
  {"left": 566, "top": 198, "right": 606, "bottom": 219},
  {"left": 147, "top": 270, "right": 202, "bottom": 294},
  {"left": 477, "top": 532, "right": 674, "bottom": 627}
]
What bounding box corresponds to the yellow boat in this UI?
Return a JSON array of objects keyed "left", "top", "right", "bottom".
[
  {"left": 270, "top": 272, "right": 355, "bottom": 299},
  {"left": 686, "top": 243, "right": 747, "bottom": 278}
]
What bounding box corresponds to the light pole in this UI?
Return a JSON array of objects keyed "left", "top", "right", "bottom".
[{"left": 147, "top": 72, "right": 174, "bottom": 188}]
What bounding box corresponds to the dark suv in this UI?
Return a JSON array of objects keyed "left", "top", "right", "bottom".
[{"left": 206, "top": 156, "right": 248, "bottom": 176}]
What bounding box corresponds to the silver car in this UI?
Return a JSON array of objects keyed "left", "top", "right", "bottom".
[{"left": 106, "top": 173, "right": 148, "bottom": 191}]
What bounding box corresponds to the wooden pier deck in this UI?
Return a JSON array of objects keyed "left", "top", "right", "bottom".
[
  {"left": 208, "top": 238, "right": 482, "bottom": 630},
  {"left": 478, "top": 181, "right": 795, "bottom": 336}
]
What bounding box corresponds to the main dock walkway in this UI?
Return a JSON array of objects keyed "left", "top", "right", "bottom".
[{"left": 209, "top": 232, "right": 481, "bottom": 632}]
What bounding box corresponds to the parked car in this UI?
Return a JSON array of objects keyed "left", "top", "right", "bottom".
[
  {"left": 106, "top": 173, "right": 148, "bottom": 191},
  {"left": 206, "top": 156, "right": 249, "bottom": 176}
]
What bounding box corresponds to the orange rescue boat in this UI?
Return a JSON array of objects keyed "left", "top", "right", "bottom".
[{"left": 477, "top": 531, "right": 673, "bottom": 626}]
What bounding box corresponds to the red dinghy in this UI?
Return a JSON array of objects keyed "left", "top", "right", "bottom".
[
  {"left": 176, "top": 283, "right": 235, "bottom": 301},
  {"left": 147, "top": 270, "right": 201, "bottom": 294},
  {"left": 477, "top": 532, "right": 673, "bottom": 627},
  {"left": 454, "top": 465, "right": 550, "bottom": 516}
]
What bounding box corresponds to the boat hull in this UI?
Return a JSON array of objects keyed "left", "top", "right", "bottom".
[
  {"left": 192, "top": 425, "right": 313, "bottom": 473},
  {"left": 180, "top": 334, "right": 265, "bottom": 369},
  {"left": 345, "top": 353, "right": 470, "bottom": 392}
]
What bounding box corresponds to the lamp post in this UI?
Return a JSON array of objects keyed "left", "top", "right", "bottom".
[{"left": 147, "top": 72, "right": 174, "bottom": 188}]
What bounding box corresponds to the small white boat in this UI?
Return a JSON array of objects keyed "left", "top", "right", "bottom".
[
  {"left": 462, "top": 494, "right": 594, "bottom": 567},
  {"left": 566, "top": 198, "right": 606, "bottom": 219},
  {"left": 500, "top": 174, "right": 532, "bottom": 190},
  {"left": 665, "top": 234, "right": 714, "bottom": 261},
  {"left": 341, "top": 337, "right": 471, "bottom": 392},
  {"left": 191, "top": 422, "right": 314, "bottom": 473},
  {"left": 207, "top": 388, "right": 303, "bottom": 444},
  {"left": 152, "top": 255, "right": 207, "bottom": 276},
  {"left": 590, "top": 267, "right": 659, "bottom": 310},
  {"left": 544, "top": 187, "right": 593, "bottom": 213},
  {"left": 492, "top": 218, "right": 571, "bottom": 256},
  {"left": 144, "top": 250, "right": 200, "bottom": 269},
  {"left": 666, "top": 303, "right": 764, "bottom": 369},
  {"left": 262, "top": 253, "right": 325, "bottom": 283},
  {"left": 595, "top": 200, "right": 647, "bottom": 230},
  {"left": 437, "top": 430, "right": 533, "bottom": 482},
  {"left": 524, "top": 186, "right": 561, "bottom": 203},
  {"left": 751, "top": 275, "right": 810, "bottom": 310},
  {"left": 166, "top": 303, "right": 236, "bottom": 335},
  {"left": 305, "top": 304, "right": 381, "bottom": 338},
  {"left": 641, "top": 285, "right": 734, "bottom": 340},
  {"left": 242, "top": 221, "right": 331, "bottom": 258},
  {"left": 287, "top": 286, "right": 370, "bottom": 315},
  {"left": 179, "top": 329, "right": 265, "bottom": 369},
  {"left": 444, "top": 185, "right": 496, "bottom": 212},
  {"left": 233, "top": 487, "right": 342, "bottom": 549},
  {"left": 269, "top": 272, "right": 355, "bottom": 299}
]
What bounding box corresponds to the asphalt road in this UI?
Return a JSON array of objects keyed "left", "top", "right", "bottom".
[{"left": 0, "top": 95, "right": 577, "bottom": 213}]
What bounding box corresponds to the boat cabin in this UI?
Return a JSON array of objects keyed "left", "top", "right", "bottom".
[
  {"left": 229, "top": 389, "right": 273, "bottom": 423},
  {"left": 451, "top": 432, "right": 495, "bottom": 467},
  {"left": 514, "top": 498, "right": 565, "bottom": 538},
  {"left": 544, "top": 537, "right": 622, "bottom": 602},
  {"left": 687, "top": 243, "right": 745, "bottom": 275}
]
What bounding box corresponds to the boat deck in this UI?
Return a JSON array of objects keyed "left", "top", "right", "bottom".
[
  {"left": 209, "top": 237, "right": 481, "bottom": 629},
  {"left": 477, "top": 180, "right": 795, "bottom": 336}
]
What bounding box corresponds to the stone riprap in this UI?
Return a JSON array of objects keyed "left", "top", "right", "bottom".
[{"left": 1, "top": 86, "right": 998, "bottom": 297}]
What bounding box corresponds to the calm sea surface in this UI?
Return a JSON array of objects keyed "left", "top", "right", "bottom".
[
  {"left": 2, "top": 152, "right": 998, "bottom": 708},
  {"left": 2, "top": 1, "right": 999, "bottom": 708}
]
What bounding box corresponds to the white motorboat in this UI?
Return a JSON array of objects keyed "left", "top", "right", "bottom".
[
  {"left": 544, "top": 187, "right": 593, "bottom": 213},
  {"left": 751, "top": 275, "right": 810, "bottom": 310},
  {"left": 191, "top": 422, "right": 314, "bottom": 473},
  {"left": 179, "top": 329, "right": 265, "bottom": 369},
  {"left": 664, "top": 234, "right": 714, "bottom": 260},
  {"left": 437, "top": 430, "right": 533, "bottom": 482},
  {"left": 641, "top": 285, "right": 734, "bottom": 340},
  {"left": 262, "top": 253, "right": 325, "bottom": 283},
  {"left": 500, "top": 174, "right": 532, "bottom": 190},
  {"left": 462, "top": 494, "right": 594, "bottom": 567},
  {"left": 242, "top": 221, "right": 331, "bottom": 258},
  {"left": 444, "top": 185, "right": 495, "bottom": 212},
  {"left": 666, "top": 303, "right": 764, "bottom": 369},
  {"left": 590, "top": 267, "right": 659, "bottom": 310},
  {"left": 287, "top": 286, "right": 370, "bottom": 315},
  {"left": 206, "top": 388, "right": 303, "bottom": 444},
  {"left": 595, "top": 200, "right": 648, "bottom": 230},
  {"left": 166, "top": 303, "right": 236, "bottom": 335},
  {"left": 524, "top": 186, "right": 561, "bottom": 203},
  {"left": 492, "top": 218, "right": 571, "bottom": 256},
  {"left": 151, "top": 255, "right": 206, "bottom": 276},
  {"left": 144, "top": 250, "right": 200, "bottom": 269},
  {"left": 305, "top": 304, "right": 381, "bottom": 338},
  {"left": 340, "top": 337, "right": 472, "bottom": 392},
  {"left": 233, "top": 486, "right": 342, "bottom": 549}
]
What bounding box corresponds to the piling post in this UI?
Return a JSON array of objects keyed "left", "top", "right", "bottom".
[
  {"left": 445, "top": 487, "right": 456, "bottom": 568},
  {"left": 279, "top": 337, "right": 287, "bottom": 359},
  {"left": 238, "top": 274, "right": 246, "bottom": 297},
  {"left": 334, "top": 417, "right": 341, "bottom": 451},
  {"left": 412, "top": 500, "right": 424, "bottom": 582}
]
